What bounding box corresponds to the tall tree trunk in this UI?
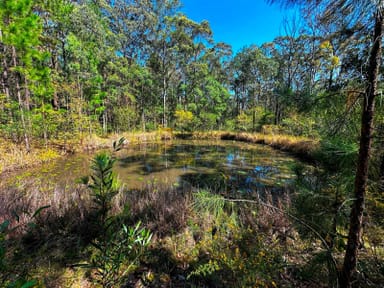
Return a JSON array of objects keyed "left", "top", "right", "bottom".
[
  {"left": 24, "top": 77, "right": 32, "bottom": 133},
  {"left": 162, "top": 75, "right": 167, "bottom": 128},
  {"left": 340, "top": 10, "right": 383, "bottom": 288},
  {"left": 380, "top": 148, "right": 384, "bottom": 193},
  {"left": 0, "top": 31, "right": 10, "bottom": 101},
  {"left": 274, "top": 101, "right": 280, "bottom": 125},
  {"left": 11, "top": 46, "right": 30, "bottom": 152},
  {"left": 0, "top": 30, "right": 14, "bottom": 137},
  {"left": 51, "top": 52, "right": 59, "bottom": 109},
  {"left": 162, "top": 41, "right": 168, "bottom": 128},
  {"left": 1, "top": 55, "right": 10, "bottom": 99}
]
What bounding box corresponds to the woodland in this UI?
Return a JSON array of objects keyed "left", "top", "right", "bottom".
[{"left": 0, "top": 0, "right": 384, "bottom": 287}]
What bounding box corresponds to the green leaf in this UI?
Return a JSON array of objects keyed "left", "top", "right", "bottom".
[
  {"left": 11, "top": 210, "right": 20, "bottom": 223},
  {"left": 32, "top": 205, "right": 51, "bottom": 219},
  {"left": 0, "top": 220, "right": 10, "bottom": 233},
  {"left": 113, "top": 137, "right": 125, "bottom": 152},
  {"left": 21, "top": 280, "right": 38, "bottom": 288}
]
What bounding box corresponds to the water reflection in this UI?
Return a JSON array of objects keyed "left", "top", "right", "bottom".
[
  {"left": 115, "top": 140, "right": 297, "bottom": 196},
  {"left": 3, "top": 140, "right": 300, "bottom": 197}
]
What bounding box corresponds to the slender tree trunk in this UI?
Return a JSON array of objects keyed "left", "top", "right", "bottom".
[
  {"left": 77, "top": 75, "right": 85, "bottom": 137},
  {"left": 24, "top": 77, "right": 31, "bottom": 110},
  {"left": 103, "top": 111, "right": 107, "bottom": 134},
  {"left": 379, "top": 155, "right": 384, "bottom": 192},
  {"left": 274, "top": 101, "right": 280, "bottom": 125},
  {"left": 24, "top": 77, "right": 32, "bottom": 134},
  {"left": 162, "top": 75, "right": 167, "bottom": 127},
  {"left": 162, "top": 40, "right": 168, "bottom": 128},
  {"left": 0, "top": 31, "right": 14, "bottom": 138},
  {"left": 11, "top": 46, "right": 30, "bottom": 152},
  {"left": 340, "top": 10, "right": 383, "bottom": 288},
  {"left": 328, "top": 67, "right": 333, "bottom": 90},
  {"left": 141, "top": 84, "right": 146, "bottom": 132},
  {"left": 0, "top": 31, "right": 10, "bottom": 101},
  {"left": 142, "top": 109, "right": 146, "bottom": 132},
  {"left": 42, "top": 100, "right": 48, "bottom": 148},
  {"left": 252, "top": 109, "right": 256, "bottom": 131},
  {"left": 51, "top": 52, "right": 59, "bottom": 109},
  {"left": 1, "top": 55, "right": 10, "bottom": 99}
]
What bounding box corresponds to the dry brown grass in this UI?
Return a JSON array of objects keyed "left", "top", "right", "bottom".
[
  {"left": 117, "top": 182, "right": 192, "bottom": 238},
  {"left": 61, "top": 130, "right": 174, "bottom": 152},
  {"left": 0, "top": 139, "right": 61, "bottom": 175}
]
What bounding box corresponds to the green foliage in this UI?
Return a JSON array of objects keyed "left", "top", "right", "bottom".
[
  {"left": 296, "top": 250, "right": 337, "bottom": 284},
  {"left": 80, "top": 138, "right": 152, "bottom": 287},
  {"left": 315, "top": 137, "right": 358, "bottom": 173},
  {"left": 198, "top": 112, "right": 218, "bottom": 131},
  {"left": 189, "top": 191, "right": 282, "bottom": 287},
  {"left": 280, "top": 112, "right": 319, "bottom": 137},
  {"left": 188, "top": 259, "right": 220, "bottom": 279},
  {"left": 87, "top": 222, "right": 152, "bottom": 288},
  {"left": 88, "top": 153, "right": 119, "bottom": 221},
  {"left": 236, "top": 112, "right": 253, "bottom": 131},
  {"left": 193, "top": 190, "right": 227, "bottom": 219},
  {"left": 30, "top": 104, "right": 62, "bottom": 140},
  {"left": 0, "top": 0, "right": 52, "bottom": 148},
  {"left": 0, "top": 205, "right": 49, "bottom": 288},
  {"left": 112, "top": 106, "right": 136, "bottom": 132},
  {"left": 174, "top": 109, "right": 194, "bottom": 131},
  {"left": 0, "top": 0, "right": 383, "bottom": 286}
]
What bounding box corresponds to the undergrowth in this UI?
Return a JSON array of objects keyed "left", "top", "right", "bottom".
[{"left": 0, "top": 136, "right": 383, "bottom": 287}]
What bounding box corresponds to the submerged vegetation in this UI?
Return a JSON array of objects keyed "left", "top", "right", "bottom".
[{"left": 0, "top": 0, "right": 384, "bottom": 287}]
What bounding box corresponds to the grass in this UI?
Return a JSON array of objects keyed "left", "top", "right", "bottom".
[
  {"left": 0, "top": 173, "right": 281, "bottom": 286},
  {"left": 0, "top": 139, "right": 61, "bottom": 175},
  {"left": 2, "top": 131, "right": 383, "bottom": 287},
  {"left": 1, "top": 165, "right": 383, "bottom": 287},
  {"left": 78, "top": 130, "right": 173, "bottom": 151}
]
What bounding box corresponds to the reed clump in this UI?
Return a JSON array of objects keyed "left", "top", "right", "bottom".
[{"left": 0, "top": 139, "right": 61, "bottom": 175}]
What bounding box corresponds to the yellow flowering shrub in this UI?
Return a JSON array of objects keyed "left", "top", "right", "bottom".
[{"left": 175, "top": 109, "right": 194, "bottom": 131}]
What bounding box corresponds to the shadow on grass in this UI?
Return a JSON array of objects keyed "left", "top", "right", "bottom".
[
  {"left": 120, "top": 184, "right": 191, "bottom": 238},
  {"left": 0, "top": 180, "right": 195, "bottom": 285}
]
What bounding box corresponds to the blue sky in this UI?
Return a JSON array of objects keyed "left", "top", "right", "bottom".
[{"left": 180, "top": 0, "right": 294, "bottom": 53}]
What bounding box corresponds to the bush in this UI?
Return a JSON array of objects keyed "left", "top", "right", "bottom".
[
  {"left": 235, "top": 112, "right": 252, "bottom": 131},
  {"left": 79, "top": 138, "right": 152, "bottom": 287},
  {"left": 280, "top": 112, "right": 319, "bottom": 137},
  {"left": 174, "top": 109, "right": 194, "bottom": 132}
]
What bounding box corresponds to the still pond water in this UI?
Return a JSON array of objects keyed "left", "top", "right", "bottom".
[{"left": 6, "top": 140, "right": 304, "bottom": 195}]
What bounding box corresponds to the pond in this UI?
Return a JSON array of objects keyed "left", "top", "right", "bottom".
[{"left": 3, "top": 140, "right": 302, "bottom": 198}]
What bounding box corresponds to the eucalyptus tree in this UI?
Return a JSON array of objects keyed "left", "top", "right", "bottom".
[
  {"left": 269, "top": 1, "right": 384, "bottom": 287},
  {"left": 197, "top": 75, "right": 230, "bottom": 130},
  {"left": 144, "top": 0, "right": 181, "bottom": 127},
  {"left": 204, "top": 42, "right": 233, "bottom": 84},
  {"left": 168, "top": 15, "right": 213, "bottom": 111},
  {"left": 103, "top": 0, "right": 156, "bottom": 62},
  {"left": 270, "top": 34, "right": 313, "bottom": 123},
  {"left": 198, "top": 42, "right": 233, "bottom": 128},
  {"left": 146, "top": 19, "right": 177, "bottom": 128},
  {"left": 230, "top": 45, "right": 277, "bottom": 128}
]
